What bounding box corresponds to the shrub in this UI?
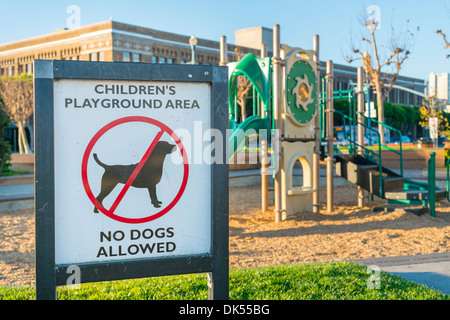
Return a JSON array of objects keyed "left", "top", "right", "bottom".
[{"left": 0, "top": 97, "right": 12, "bottom": 174}]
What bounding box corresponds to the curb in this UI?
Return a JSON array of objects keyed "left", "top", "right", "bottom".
[{"left": 0, "top": 174, "right": 34, "bottom": 186}]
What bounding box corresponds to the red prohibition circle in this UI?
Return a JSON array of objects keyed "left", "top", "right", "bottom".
[{"left": 81, "top": 116, "right": 189, "bottom": 224}]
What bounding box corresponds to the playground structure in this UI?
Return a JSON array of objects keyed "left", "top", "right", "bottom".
[{"left": 221, "top": 25, "right": 449, "bottom": 222}]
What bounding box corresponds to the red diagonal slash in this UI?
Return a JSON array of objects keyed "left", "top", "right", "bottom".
[
  {"left": 107, "top": 130, "right": 164, "bottom": 214},
  {"left": 82, "top": 116, "right": 189, "bottom": 224}
]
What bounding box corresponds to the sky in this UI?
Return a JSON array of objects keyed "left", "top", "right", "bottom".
[{"left": 0, "top": 0, "right": 449, "bottom": 81}]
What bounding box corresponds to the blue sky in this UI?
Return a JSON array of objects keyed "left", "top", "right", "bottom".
[{"left": 0, "top": 0, "right": 449, "bottom": 80}]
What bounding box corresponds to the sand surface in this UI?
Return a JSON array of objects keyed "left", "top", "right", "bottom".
[{"left": 1, "top": 184, "right": 450, "bottom": 287}]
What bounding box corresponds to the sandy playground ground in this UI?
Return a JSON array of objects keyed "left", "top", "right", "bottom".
[{"left": 1, "top": 183, "right": 450, "bottom": 287}]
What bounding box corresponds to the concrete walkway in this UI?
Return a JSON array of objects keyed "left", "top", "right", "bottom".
[
  {"left": 0, "top": 182, "right": 34, "bottom": 211},
  {"left": 354, "top": 253, "right": 450, "bottom": 295}
]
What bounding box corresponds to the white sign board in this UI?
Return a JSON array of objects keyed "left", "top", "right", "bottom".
[
  {"left": 53, "top": 80, "right": 212, "bottom": 265},
  {"left": 365, "top": 101, "right": 376, "bottom": 118},
  {"left": 429, "top": 116, "right": 438, "bottom": 139}
]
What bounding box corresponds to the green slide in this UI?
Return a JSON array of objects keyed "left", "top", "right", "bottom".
[{"left": 228, "top": 116, "right": 271, "bottom": 162}]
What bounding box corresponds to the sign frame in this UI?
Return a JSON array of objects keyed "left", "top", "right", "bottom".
[{"left": 34, "top": 60, "right": 229, "bottom": 300}]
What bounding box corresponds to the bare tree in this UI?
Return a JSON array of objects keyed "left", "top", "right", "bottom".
[
  {"left": 0, "top": 75, "right": 33, "bottom": 154},
  {"left": 234, "top": 48, "right": 252, "bottom": 122},
  {"left": 436, "top": 29, "right": 450, "bottom": 58},
  {"left": 237, "top": 75, "right": 251, "bottom": 122},
  {"left": 347, "top": 9, "right": 417, "bottom": 144}
]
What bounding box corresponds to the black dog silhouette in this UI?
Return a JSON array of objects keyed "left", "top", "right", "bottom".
[{"left": 93, "top": 140, "right": 176, "bottom": 213}]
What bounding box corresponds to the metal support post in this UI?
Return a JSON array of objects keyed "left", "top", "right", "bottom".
[
  {"left": 272, "top": 24, "right": 282, "bottom": 223},
  {"left": 357, "top": 67, "right": 365, "bottom": 208},
  {"left": 326, "top": 60, "right": 334, "bottom": 213},
  {"left": 261, "top": 43, "right": 268, "bottom": 213},
  {"left": 219, "top": 36, "right": 227, "bottom": 66},
  {"left": 313, "top": 34, "right": 321, "bottom": 213}
]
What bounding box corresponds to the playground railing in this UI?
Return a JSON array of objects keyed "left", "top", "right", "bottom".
[
  {"left": 358, "top": 112, "right": 404, "bottom": 177},
  {"left": 319, "top": 87, "right": 353, "bottom": 140},
  {"left": 335, "top": 110, "right": 384, "bottom": 197},
  {"left": 429, "top": 152, "right": 436, "bottom": 217},
  {"left": 319, "top": 86, "right": 404, "bottom": 177}
]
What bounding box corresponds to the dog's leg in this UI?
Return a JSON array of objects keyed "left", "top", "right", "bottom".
[
  {"left": 94, "top": 176, "right": 118, "bottom": 213},
  {"left": 147, "top": 185, "right": 161, "bottom": 208}
]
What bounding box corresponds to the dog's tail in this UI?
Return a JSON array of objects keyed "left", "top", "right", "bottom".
[{"left": 93, "top": 153, "right": 108, "bottom": 168}]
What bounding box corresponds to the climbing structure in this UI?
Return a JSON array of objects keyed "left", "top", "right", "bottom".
[
  {"left": 223, "top": 25, "right": 448, "bottom": 220},
  {"left": 319, "top": 67, "right": 448, "bottom": 216}
]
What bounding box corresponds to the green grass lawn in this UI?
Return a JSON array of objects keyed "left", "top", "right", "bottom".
[
  {"left": 0, "top": 170, "right": 31, "bottom": 177},
  {"left": 1, "top": 262, "right": 448, "bottom": 300}
]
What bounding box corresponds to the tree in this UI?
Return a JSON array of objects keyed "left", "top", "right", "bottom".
[
  {"left": 0, "top": 75, "right": 33, "bottom": 154},
  {"left": 347, "top": 8, "right": 417, "bottom": 144},
  {"left": 0, "top": 97, "right": 11, "bottom": 173},
  {"left": 435, "top": 29, "right": 450, "bottom": 58},
  {"left": 234, "top": 48, "right": 252, "bottom": 122},
  {"left": 418, "top": 96, "right": 449, "bottom": 132}
]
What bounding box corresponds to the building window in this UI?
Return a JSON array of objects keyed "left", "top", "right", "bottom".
[
  {"left": 168, "top": 58, "right": 174, "bottom": 64},
  {"left": 123, "top": 52, "right": 131, "bottom": 62},
  {"left": 90, "top": 52, "right": 97, "bottom": 61},
  {"left": 98, "top": 51, "right": 105, "bottom": 61},
  {"left": 132, "top": 53, "right": 140, "bottom": 62},
  {"left": 26, "top": 63, "right": 32, "bottom": 75},
  {"left": 159, "top": 57, "right": 166, "bottom": 64},
  {"left": 152, "top": 56, "right": 158, "bottom": 63}
]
